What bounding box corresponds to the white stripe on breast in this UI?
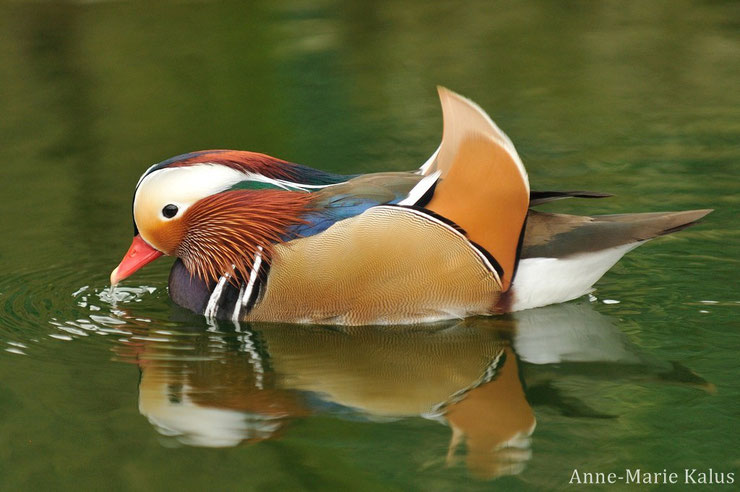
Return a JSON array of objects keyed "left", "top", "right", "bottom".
[
  {"left": 241, "top": 247, "right": 264, "bottom": 307},
  {"left": 232, "top": 246, "right": 264, "bottom": 322},
  {"left": 204, "top": 274, "right": 229, "bottom": 319}
]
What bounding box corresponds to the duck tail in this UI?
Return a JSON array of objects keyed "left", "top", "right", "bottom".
[
  {"left": 507, "top": 208, "right": 713, "bottom": 312},
  {"left": 593, "top": 209, "right": 714, "bottom": 239},
  {"left": 522, "top": 209, "right": 714, "bottom": 261}
]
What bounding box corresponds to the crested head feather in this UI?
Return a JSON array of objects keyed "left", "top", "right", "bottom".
[
  {"left": 177, "top": 189, "right": 314, "bottom": 285},
  {"left": 169, "top": 150, "right": 303, "bottom": 179},
  {"left": 138, "top": 150, "right": 349, "bottom": 191}
]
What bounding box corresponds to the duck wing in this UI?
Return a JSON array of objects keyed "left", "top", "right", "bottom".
[{"left": 247, "top": 204, "right": 504, "bottom": 324}]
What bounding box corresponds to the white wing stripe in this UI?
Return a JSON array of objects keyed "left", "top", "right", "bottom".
[
  {"left": 398, "top": 170, "right": 441, "bottom": 206},
  {"left": 418, "top": 145, "right": 441, "bottom": 175}
]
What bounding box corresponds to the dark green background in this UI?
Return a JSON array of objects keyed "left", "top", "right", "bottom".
[{"left": 0, "top": 1, "right": 737, "bottom": 490}]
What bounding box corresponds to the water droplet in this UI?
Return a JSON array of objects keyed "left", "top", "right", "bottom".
[
  {"left": 49, "top": 334, "right": 73, "bottom": 341},
  {"left": 71, "top": 285, "right": 89, "bottom": 297}
]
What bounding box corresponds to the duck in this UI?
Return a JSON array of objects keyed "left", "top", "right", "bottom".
[{"left": 110, "top": 87, "right": 711, "bottom": 325}]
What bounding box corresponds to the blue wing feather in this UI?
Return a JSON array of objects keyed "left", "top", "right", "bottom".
[
  {"left": 290, "top": 199, "right": 396, "bottom": 238},
  {"left": 282, "top": 172, "right": 424, "bottom": 239}
]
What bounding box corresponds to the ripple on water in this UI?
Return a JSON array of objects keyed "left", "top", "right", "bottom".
[{"left": 0, "top": 261, "right": 174, "bottom": 361}]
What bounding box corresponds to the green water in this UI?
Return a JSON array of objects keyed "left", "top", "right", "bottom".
[{"left": 1, "top": 1, "right": 738, "bottom": 490}]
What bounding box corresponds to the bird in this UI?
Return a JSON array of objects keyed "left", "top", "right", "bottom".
[{"left": 110, "top": 87, "right": 711, "bottom": 325}]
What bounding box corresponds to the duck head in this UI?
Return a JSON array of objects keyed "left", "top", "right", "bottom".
[{"left": 110, "top": 150, "right": 319, "bottom": 286}]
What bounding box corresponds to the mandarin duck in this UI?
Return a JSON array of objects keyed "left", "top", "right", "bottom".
[{"left": 111, "top": 88, "right": 711, "bottom": 325}]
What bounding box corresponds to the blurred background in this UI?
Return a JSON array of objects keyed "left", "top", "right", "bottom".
[{"left": 0, "top": 0, "right": 737, "bottom": 490}]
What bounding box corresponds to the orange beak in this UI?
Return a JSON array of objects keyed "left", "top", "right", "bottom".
[{"left": 110, "top": 235, "right": 164, "bottom": 286}]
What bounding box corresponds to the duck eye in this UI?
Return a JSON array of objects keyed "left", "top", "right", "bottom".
[{"left": 162, "top": 204, "right": 179, "bottom": 219}]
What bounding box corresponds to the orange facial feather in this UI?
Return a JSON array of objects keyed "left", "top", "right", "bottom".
[{"left": 177, "top": 190, "right": 314, "bottom": 285}]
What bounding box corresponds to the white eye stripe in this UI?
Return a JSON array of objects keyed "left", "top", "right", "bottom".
[
  {"left": 240, "top": 172, "right": 294, "bottom": 190},
  {"left": 134, "top": 162, "right": 342, "bottom": 215},
  {"left": 134, "top": 164, "right": 247, "bottom": 223},
  {"left": 135, "top": 162, "right": 161, "bottom": 189},
  {"left": 238, "top": 172, "right": 339, "bottom": 191}
]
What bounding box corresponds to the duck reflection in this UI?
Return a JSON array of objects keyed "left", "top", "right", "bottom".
[
  {"left": 260, "top": 322, "right": 535, "bottom": 479},
  {"left": 136, "top": 317, "right": 535, "bottom": 478},
  {"left": 133, "top": 301, "right": 710, "bottom": 479},
  {"left": 138, "top": 331, "right": 308, "bottom": 447}
]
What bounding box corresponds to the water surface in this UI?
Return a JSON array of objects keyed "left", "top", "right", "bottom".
[{"left": 0, "top": 1, "right": 738, "bottom": 490}]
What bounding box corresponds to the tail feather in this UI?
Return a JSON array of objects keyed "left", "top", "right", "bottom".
[
  {"left": 522, "top": 209, "right": 712, "bottom": 260},
  {"left": 506, "top": 208, "right": 712, "bottom": 312},
  {"left": 594, "top": 209, "right": 713, "bottom": 239},
  {"left": 529, "top": 190, "right": 613, "bottom": 206}
]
